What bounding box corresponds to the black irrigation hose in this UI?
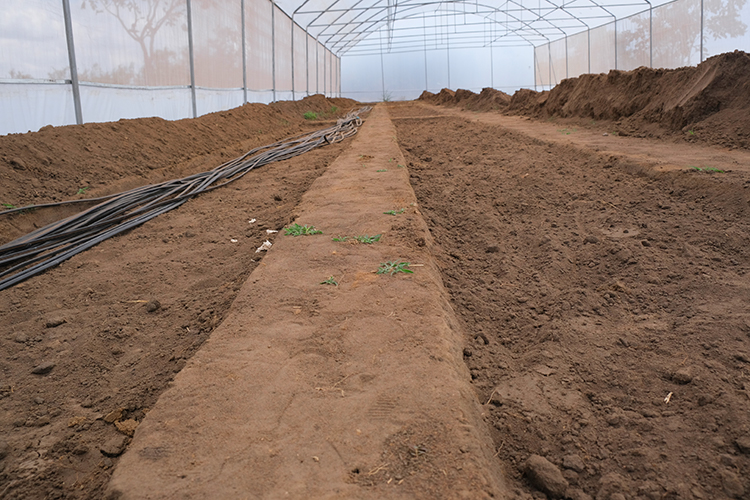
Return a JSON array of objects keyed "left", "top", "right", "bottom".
[{"left": 0, "top": 107, "right": 371, "bottom": 292}]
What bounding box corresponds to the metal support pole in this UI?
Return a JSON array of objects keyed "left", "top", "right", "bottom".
[
  {"left": 548, "top": 43, "right": 552, "bottom": 88},
  {"left": 324, "top": 49, "right": 327, "bottom": 97},
  {"left": 61, "top": 0, "right": 82, "bottom": 125},
  {"left": 700, "top": 0, "right": 704, "bottom": 62},
  {"left": 588, "top": 27, "right": 591, "bottom": 73},
  {"left": 316, "top": 42, "right": 319, "bottom": 94},
  {"left": 271, "top": 1, "right": 276, "bottom": 102},
  {"left": 533, "top": 48, "right": 537, "bottom": 91},
  {"left": 565, "top": 35, "right": 569, "bottom": 79},
  {"left": 241, "top": 0, "right": 247, "bottom": 104},
  {"left": 379, "top": 30, "right": 386, "bottom": 99},
  {"left": 447, "top": 33, "right": 451, "bottom": 89},
  {"left": 305, "top": 34, "right": 309, "bottom": 96},
  {"left": 291, "top": 20, "right": 295, "bottom": 100},
  {"left": 614, "top": 21, "right": 618, "bottom": 70},
  {"left": 186, "top": 0, "right": 197, "bottom": 118},
  {"left": 423, "top": 13, "right": 428, "bottom": 92},
  {"left": 649, "top": 4, "right": 653, "bottom": 67},
  {"left": 490, "top": 42, "right": 494, "bottom": 88}
]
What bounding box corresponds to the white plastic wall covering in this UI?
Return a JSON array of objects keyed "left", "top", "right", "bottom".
[{"left": 242, "top": 0, "right": 248, "bottom": 104}]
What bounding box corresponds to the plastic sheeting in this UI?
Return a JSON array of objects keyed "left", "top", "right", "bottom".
[{"left": 1, "top": 0, "right": 340, "bottom": 136}]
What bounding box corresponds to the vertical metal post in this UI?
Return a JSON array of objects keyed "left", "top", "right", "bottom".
[
  {"left": 548, "top": 42, "right": 552, "bottom": 88},
  {"left": 565, "top": 35, "right": 569, "bottom": 79},
  {"left": 241, "top": 0, "right": 247, "bottom": 104},
  {"left": 324, "top": 49, "right": 328, "bottom": 97},
  {"left": 490, "top": 42, "right": 494, "bottom": 88},
  {"left": 447, "top": 32, "right": 451, "bottom": 89},
  {"left": 305, "top": 34, "right": 309, "bottom": 96},
  {"left": 379, "top": 30, "right": 386, "bottom": 100},
  {"left": 614, "top": 21, "right": 618, "bottom": 70},
  {"left": 271, "top": 1, "right": 276, "bottom": 102},
  {"left": 700, "top": 0, "right": 704, "bottom": 62},
  {"left": 61, "top": 0, "right": 82, "bottom": 125},
  {"left": 533, "top": 48, "right": 537, "bottom": 91},
  {"left": 316, "top": 41, "right": 319, "bottom": 94},
  {"left": 291, "top": 20, "right": 295, "bottom": 100},
  {"left": 186, "top": 0, "right": 197, "bottom": 118},
  {"left": 649, "top": 4, "right": 653, "bottom": 67},
  {"left": 588, "top": 27, "right": 591, "bottom": 73},
  {"left": 423, "top": 13, "right": 428, "bottom": 91}
]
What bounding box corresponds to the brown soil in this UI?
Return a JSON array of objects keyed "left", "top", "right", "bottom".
[
  {"left": 419, "top": 50, "right": 750, "bottom": 151},
  {"left": 390, "top": 100, "right": 750, "bottom": 500},
  {"left": 0, "top": 95, "right": 358, "bottom": 499},
  {"left": 2, "top": 53, "right": 750, "bottom": 499}
]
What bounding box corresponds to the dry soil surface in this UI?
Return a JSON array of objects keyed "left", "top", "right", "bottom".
[{"left": 390, "top": 100, "right": 750, "bottom": 500}]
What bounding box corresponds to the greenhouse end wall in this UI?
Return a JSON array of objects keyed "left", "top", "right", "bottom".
[{"left": 0, "top": 0, "right": 340, "bottom": 136}]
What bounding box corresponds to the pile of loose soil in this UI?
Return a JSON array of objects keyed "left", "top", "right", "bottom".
[
  {"left": 419, "top": 50, "right": 750, "bottom": 150},
  {"left": 0, "top": 96, "right": 358, "bottom": 499},
  {"left": 391, "top": 100, "right": 750, "bottom": 500}
]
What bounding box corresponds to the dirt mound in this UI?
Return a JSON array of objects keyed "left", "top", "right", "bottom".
[
  {"left": 0, "top": 94, "right": 358, "bottom": 218},
  {"left": 419, "top": 87, "right": 512, "bottom": 112},
  {"left": 540, "top": 50, "right": 750, "bottom": 147},
  {"left": 418, "top": 51, "right": 750, "bottom": 149}
]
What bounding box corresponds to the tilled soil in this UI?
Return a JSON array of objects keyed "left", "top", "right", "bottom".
[
  {"left": 391, "top": 101, "right": 750, "bottom": 500},
  {"left": 0, "top": 97, "right": 353, "bottom": 499}
]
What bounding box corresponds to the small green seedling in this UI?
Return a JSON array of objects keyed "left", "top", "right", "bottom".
[
  {"left": 285, "top": 223, "right": 322, "bottom": 236},
  {"left": 383, "top": 208, "right": 405, "bottom": 216},
  {"left": 2, "top": 203, "right": 16, "bottom": 209},
  {"left": 332, "top": 235, "right": 348, "bottom": 242},
  {"left": 354, "top": 234, "right": 381, "bottom": 244},
  {"left": 687, "top": 129, "right": 695, "bottom": 135},
  {"left": 303, "top": 111, "right": 318, "bottom": 120},
  {"left": 378, "top": 261, "right": 413, "bottom": 275},
  {"left": 397, "top": 164, "right": 405, "bottom": 168},
  {"left": 76, "top": 186, "right": 90, "bottom": 195},
  {"left": 329, "top": 105, "right": 338, "bottom": 114},
  {"left": 320, "top": 276, "right": 338, "bottom": 286},
  {"left": 690, "top": 166, "right": 724, "bottom": 173},
  {"left": 376, "top": 169, "right": 388, "bottom": 172}
]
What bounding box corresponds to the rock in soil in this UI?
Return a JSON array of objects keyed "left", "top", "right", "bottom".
[
  {"left": 524, "top": 454, "right": 568, "bottom": 498},
  {"left": 145, "top": 299, "right": 161, "bottom": 313},
  {"left": 721, "top": 470, "right": 745, "bottom": 498},
  {"left": 31, "top": 361, "right": 55, "bottom": 375},
  {"left": 100, "top": 435, "right": 128, "bottom": 457}
]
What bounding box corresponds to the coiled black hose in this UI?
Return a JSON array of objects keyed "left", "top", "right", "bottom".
[{"left": 0, "top": 107, "right": 371, "bottom": 292}]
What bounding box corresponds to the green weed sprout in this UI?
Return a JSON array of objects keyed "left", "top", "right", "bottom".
[
  {"left": 383, "top": 208, "right": 405, "bottom": 216},
  {"left": 2, "top": 203, "right": 16, "bottom": 209},
  {"left": 320, "top": 276, "right": 338, "bottom": 286},
  {"left": 376, "top": 169, "right": 388, "bottom": 172},
  {"left": 332, "top": 235, "right": 348, "bottom": 242},
  {"left": 285, "top": 223, "right": 322, "bottom": 236},
  {"left": 76, "top": 186, "right": 90, "bottom": 195},
  {"left": 378, "top": 261, "right": 413, "bottom": 275},
  {"left": 304, "top": 111, "right": 318, "bottom": 120}
]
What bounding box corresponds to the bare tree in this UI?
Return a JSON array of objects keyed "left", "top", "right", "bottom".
[
  {"left": 84, "top": 0, "right": 186, "bottom": 84},
  {"left": 619, "top": 0, "right": 747, "bottom": 68}
]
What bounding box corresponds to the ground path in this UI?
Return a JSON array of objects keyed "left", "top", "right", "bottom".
[{"left": 108, "top": 105, "right": 506, "bottom": 498}]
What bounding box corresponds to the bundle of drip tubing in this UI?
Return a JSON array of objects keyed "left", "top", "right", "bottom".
[{"left": 0, "top": 107, "right": 371, "bottom": 292}]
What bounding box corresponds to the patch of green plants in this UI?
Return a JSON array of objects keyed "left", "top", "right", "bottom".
[
  {"left": 376, "top": 169, "right": 388, "bottom": 172},
  {"left": 332, "top": 234, "right": 382, "bottom": 244},
  {"left": 690, "top": 165, "right": 724, "bottom": 173},
  {"left": 378, "top": 260, "right": 413, "bottom": 275},
  {"left": 329, "top": 106, "right": 338, "bottom": 114},
  {"left": 2, "top": 203, "right": 17, "bottom": 209},
  {"left": 558, "top": 127, "right": 577, "bottom": 135},
  {"left": 383, "top": 208, "right": 405, "bottom": 216},
  {"left": 303, "top": 111, "right": 318, "bottom": 120},
  {"left": 76, "top": 186, "right": 90, "bottom": 195},
  {"left": 285, "top": 223, "right": 322, "bottom": 236},
  {"left": 320, "top": 276, "right": 338, "bottom": 286},
  {"left": 397, "top": 164, "right": 405, "bottom": 168},
  {"left": 687, "top": 129, "right": 695, "bottom": 135}
]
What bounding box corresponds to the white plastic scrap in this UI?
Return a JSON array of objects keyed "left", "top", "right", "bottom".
[
  {"left": 255, "top": 240, "right": 272, "bottom": 253},
  {"left": 248, "top": 218, "right": 257, "bottom": 224},
  {"left": 266, "top": 229, "right": 279, "bottom": 234},
  {"left": 230, "top": 238, "right": 238, "bottom": 243}
]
